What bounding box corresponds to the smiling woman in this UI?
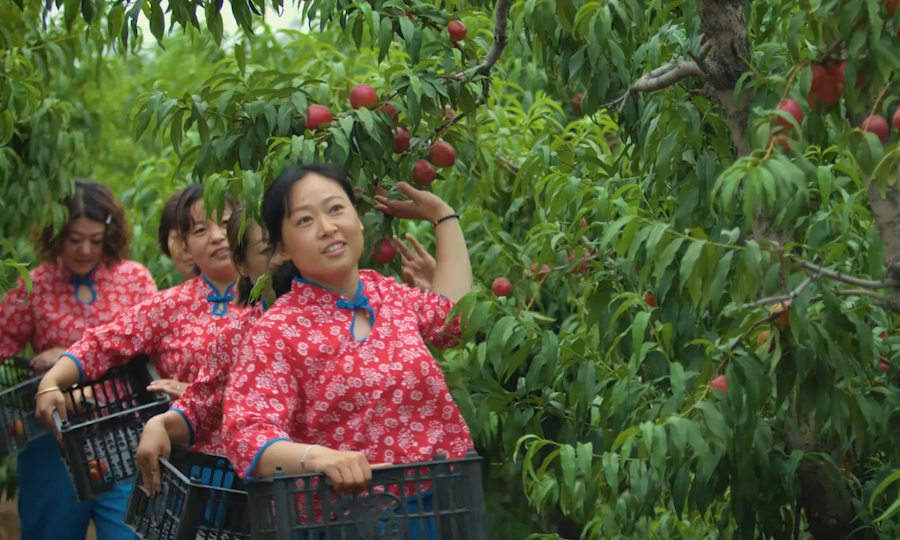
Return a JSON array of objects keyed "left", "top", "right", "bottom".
[
  {"left": 220, "top": 163, "right": 475, "bottom": 508},
  {"left": 32, "top": 184, "right": 247, "bottom": 420},
  {"left": 35, "top": 179, "right": 130, "bottom": 279},
  {"left": 0, "top": 179, "right": 158, "bottom": 540}
]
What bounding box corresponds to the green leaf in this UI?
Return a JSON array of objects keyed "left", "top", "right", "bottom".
[
  {"left": 670, "top": 361, "right": 685, "bottom": 406},
  {"left": 357, "top": 107, "right": 377, "bottom": 139},
  {"left": 708, "top": 251, "right": 734, "bottom": 308},
  {"left": 81, "top": 0, "right": 95, "bottom": 25},
  {"left": 655, "top": 238, "right": 685, "bottom": 279},
  {"left": 148, "top": 0, "right": 165, "bottom": 44},
  {"left": 291, "top": 92, "right": 308, "bottom": 120},
  {"left": 744, "top": 240, "right": 762, "bottom": 277},
  {"left": 603, "top": 452, "right": 619, "bottom": 490},
  {"left": 672, "top": 464, "right": 690, "bottom": 519},
  {"left": 65, "top": 0, "right": 80, "bottom": 30},
  {"left": 631, "top": 310, "right": 649, "bottom": 363},
  {"left": 576, "top": 442, "right": 593, "bottom": 479},
  {"left": 679, "top": 240, "right": 705, "bottom": 287},
  {"left": 0, "top": 111, "right": 13, "bottom": 146},
  {"left": 817, "top": 165, "right": 833, "bottom": 204},
  {"left": 107, "top": 3, "right": 126, "bottom": 42},
  {"left": 206, "top": 0, "right": 224, "bottom": 45},
  {"left": 461, "top": 301, "right": 492, "bottom": 343},
  {"left": 235, "top": 42, "right": 247, "bottom": 75},
  {"left": 599, "top": 215, "right": 633, "bottom": 251},
  {"left": 560, "top": 444, "right": 576, "bottom": 488},
  {"left": 406, "top": 85, "right": 421, "bottom": 128},
  {"left": 694, "top": 400, "right": 729, "bottom": 442},
  {"left": 378, "top": 19, "right": 394, "bottom": 63}
]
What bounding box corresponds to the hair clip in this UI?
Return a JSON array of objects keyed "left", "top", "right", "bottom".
[{"left": 106, "top": 214, "right": 112, "bottom": 225}]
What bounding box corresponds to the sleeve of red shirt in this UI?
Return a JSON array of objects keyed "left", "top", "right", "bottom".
[
  {"left": 392, "top": 280, "right": 462, "bottom": 349},
  {"left": 170, "top": 327, "right": 235, "bottom": 447},
  {"left": 222, "top": 324, "right": 299, "bottom": 479},
  {"left": 0, "top": 277, "right": 35, "bottom": 359},
  {"left": 131, "top": 263, "right": 159, "bottom": 296},
  {"left": 62, "top": 294, "right": 163, "bottom": 384}
]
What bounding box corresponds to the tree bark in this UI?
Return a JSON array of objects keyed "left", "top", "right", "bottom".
[{"left": 694, "top": 1, "right": 864, "bottom": 538}]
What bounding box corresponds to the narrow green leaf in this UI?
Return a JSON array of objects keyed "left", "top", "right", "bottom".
[
  {"left": 560, "top": 444, "right": 576, "bottom": 488},
  {"left": 694, "top": 400, "right": 729, "bottom": 442},
  {"left": 378, "top": 19, "right": 394, "bottom": 63},
  {"left": 603, "top": 452, "right": 619, "bottom": 490},
  {"left": 107, "top": 2, "right": 125, "bottom": 37},
  {"left": 744, "top": 240, "right": 762, "bottom": 276},
  {"left": 679, "top": 240, "right": 705, "bottom": 287},
  {"left": 148, "top": 0, "right": 165, "bottom": 44}
]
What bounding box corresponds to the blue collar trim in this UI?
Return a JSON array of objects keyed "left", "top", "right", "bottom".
[
  {"left": 292, "top": 278, "right": 375, "bottom": 339},
  {"left": 203, "top": 275, "right": 237, "bottom": 317},
  {"left": 68, "top": 263, "right": 100, "bottom": 305}
]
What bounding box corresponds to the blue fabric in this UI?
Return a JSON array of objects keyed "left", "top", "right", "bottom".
[
  {"left": 92, "top": 482, "right": 140, "bottom": 540},
  {"left": 246, "top": 437, "right": 290, "bottom": 479},
  {"left": 68, "top": 263, "right": 99, "bottom": 305},
  {"left": 333, "top": 281, "right": 375, "bottom": 342},
  {"left": 171, "top": 408, "right": 195, "bottom": 445},
  {"left": 296, "top": 491, "right": 436, "bottom": 540},
  {"left": 185, "top": 457, "right": 237, "bottom": 530},
  {"left": 60, "top": 352, "right": 84, "bottom": 384},
  {"left": 17, "top": 434, "right": 138, "bottom": 540},
  {"left": 203, "top": 275, "right": 236, "bottom": 317}
]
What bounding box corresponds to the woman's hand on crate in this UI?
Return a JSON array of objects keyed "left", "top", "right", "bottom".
[
  {"left": 304, "top": 446, "right": 387, "bottom": 494},
  {"left": 146, "top": 379, "right": 187, "bottom": 399},
  {"left": 34, "top": 383, "right": 67, "bottom": 441},
  {"left": 136, "top": 415, "right": 171, "bottom": 495},
  {"left": 30, "top": 347, "right": 66, "bottom": 374}
]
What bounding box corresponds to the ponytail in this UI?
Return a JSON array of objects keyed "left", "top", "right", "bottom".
[{"left": 271, "top": 260, "right": 302, "bottom": 298}]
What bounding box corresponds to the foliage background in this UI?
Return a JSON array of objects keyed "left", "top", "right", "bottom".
[{"left": 4, "top": 0, "right": 900, "bottom": 538}]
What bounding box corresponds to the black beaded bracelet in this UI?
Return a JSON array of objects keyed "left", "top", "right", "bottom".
[{"left": 432, "top": 213, "right": 460, "bottom": 229}]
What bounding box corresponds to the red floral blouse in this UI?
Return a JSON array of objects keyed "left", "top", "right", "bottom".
[
  {"left": 170, "top": 300, "right": 266, "bottom": 456},
  {"left": 221, "top": 269, "right": 472, "bottom": 480},
  {"left": 0, "top": 260, "right": 157, "bottom": 359},
  {"left": 64, "top": 275, "right": 247, "bottom": 384}
]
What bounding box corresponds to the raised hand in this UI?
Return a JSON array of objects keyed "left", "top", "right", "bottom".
[
  {"left": 374, "top": 182, "right": 454, "bottom": 223},
  {"left": 392, "top": 234, "right": 436, "bottom": 291}
]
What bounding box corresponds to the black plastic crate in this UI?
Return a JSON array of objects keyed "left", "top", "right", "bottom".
[
  {"left": 125, "top": 447, "right": 250, "bottom": 540},
  {"left": 0, "top": 356, "right": 46, "bottom": 458},
  {"left": 248, "top": 451, "right": 488, "bottom": 540},
  {"left": 53, "top": 355, "right": 171, "bottom": 501}
]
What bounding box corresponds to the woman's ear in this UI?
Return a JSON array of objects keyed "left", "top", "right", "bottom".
[{"left": 276, "top": 241, "right": 289, "bottom": 261}]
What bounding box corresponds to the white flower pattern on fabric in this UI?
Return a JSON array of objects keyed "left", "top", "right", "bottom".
[
  {"left": 170, "top": 302, "right": 265, "bottom": 456},
  {"left": 0, "top": 260, "right": 157, "bottom": 359},
  {"left": 65, "top": 275, "right": 247, "bottom": 383},
  {"left": 221, "top": 269, "right": 473, "bottom": 483}
]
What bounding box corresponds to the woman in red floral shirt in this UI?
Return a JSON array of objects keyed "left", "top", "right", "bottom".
[
  {"left": 157, "top": 187, "right": 197, "bottom": 281},
  {"left": 0, "top": 180, "right": 157, "bottom": 540},
  {"left": 220, "top": 163, "right": 474, "bottom": 493},
  {"left": 134, "top": 207, "right": 276, "bottom": 483},
  {"left": 34, "top": 184, "right": 248, "bottom": 430},
  {"left": 135, "top": 205, "right": 438, "bottom": 494}
]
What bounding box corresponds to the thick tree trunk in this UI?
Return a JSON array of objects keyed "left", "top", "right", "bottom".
[{"left": 694, "top": 1, "right": 863, "bottom": 538}]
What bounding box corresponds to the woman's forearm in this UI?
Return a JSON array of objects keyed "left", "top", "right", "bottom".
[
  {"left": 430, "top": 213, "right": 472, "bottom": 302},
  {"left": 37, "top": 356, "right": 81, "bottom": 392},
  {"left": 254, "top": 440, "right": 319, "bottom": 478},
  {"left": 162, "top": 411, "right": 192, "bottom": 446}
]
